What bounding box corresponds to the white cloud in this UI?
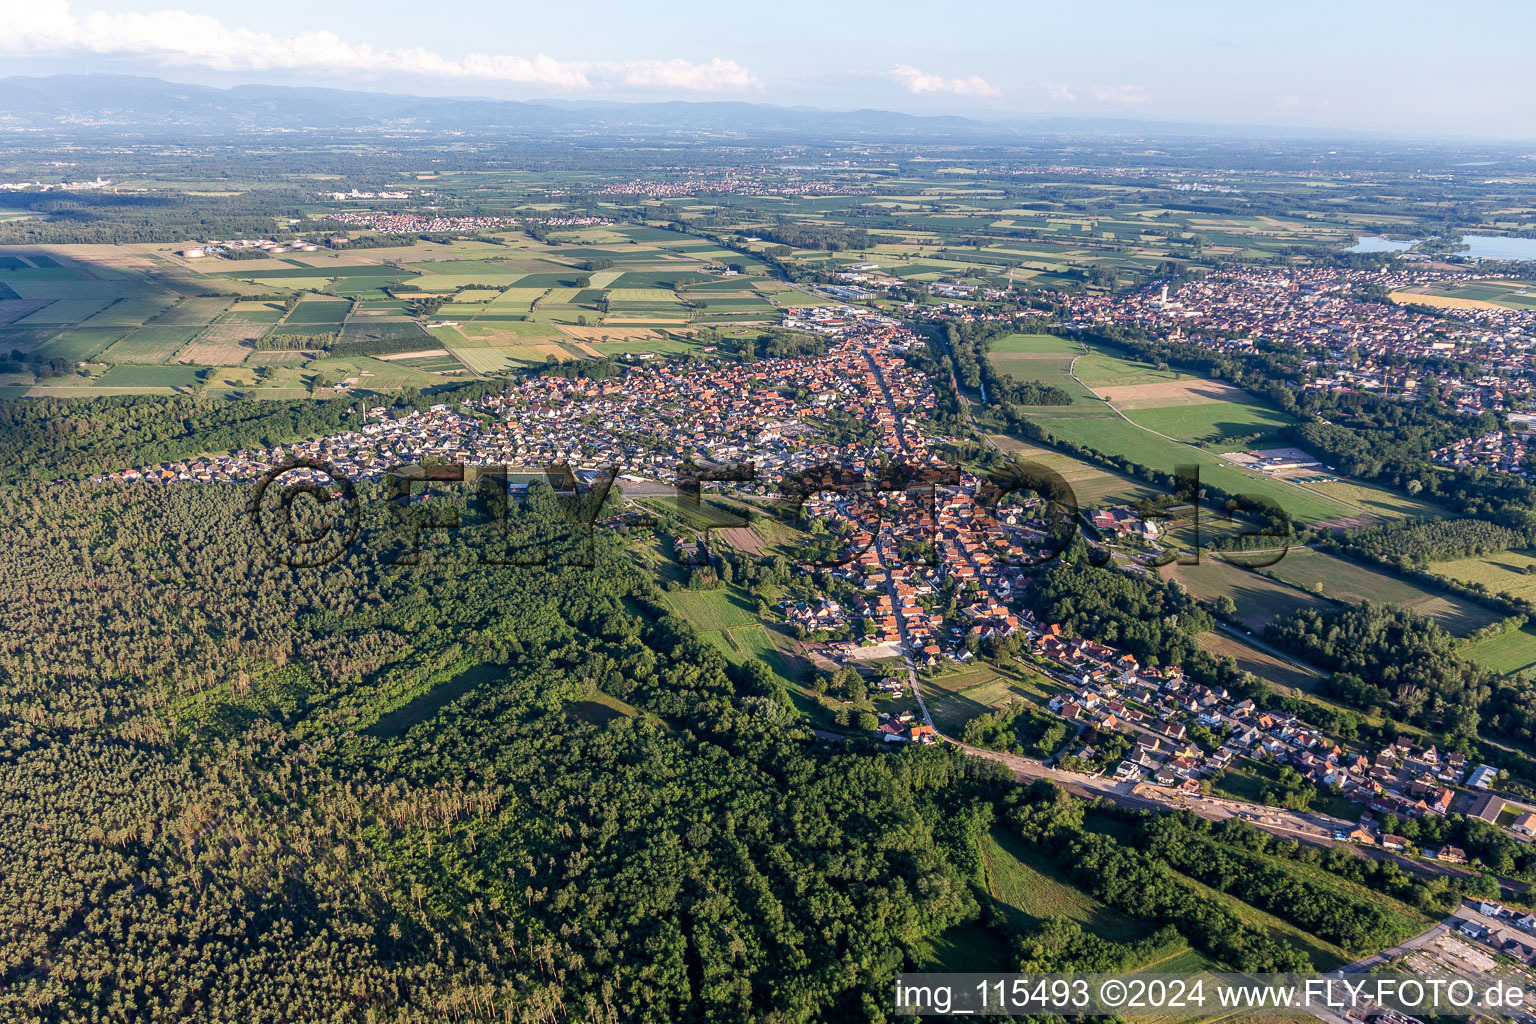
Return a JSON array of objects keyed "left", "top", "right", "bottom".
[
  {"left": 890, "top": 64, "right": 999, "bottom": 98},
  {"left": 614, "top": 58, "right": 759, "bottom": 92},
  {"left": 1091, "top": 84, "right": 1149, "bottom": 105},
  {"left": 0, "top": 1, "right": 760, "bottom": 93},
  {"left": 1042, "top": 81, "right": 1076, "bottom": 103}
]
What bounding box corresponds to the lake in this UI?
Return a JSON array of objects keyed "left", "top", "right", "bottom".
[
  {"left": 1455, "top": 235, "right": 1536, "bottom": 261},
  {"left": 1343, "top": 236, "right": 1420, "bottom": 253}
]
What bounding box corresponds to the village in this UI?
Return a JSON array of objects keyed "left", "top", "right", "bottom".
[{"left": 1063, "top": 265, "right": 1536, "bottom": 416}]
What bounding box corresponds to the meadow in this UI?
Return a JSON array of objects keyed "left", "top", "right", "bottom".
[
  {"left": 982, "top": 827, "right": 1153, "bottom": 942},
  {"left": 985, "top": 433, "right": 1161, "bottom": 506},
  {"left": 1264, "top": 549, "right": 1497, "bottom": 635},
  {"left": 1023, "top": 410, "right": 1353, "bottom": 525},
  {"left": 1071, "top": 349, "right": 1182, "bottom": 390},
  {"left": 1161, "top": 558, "right": 1323, "bottom": 633},
  {"left": 922, "top": 660, "right": 1064, "bottom": 736},
  {"left": 1464, "top": 626, "right": 1536, "bottom": 675},
  {"left": 1430, "top": 548, "right": 1536, "bottom": 603},
  {"left": 95, "top": 364, "right": 206, "bottom": 388},
  {"left": 1305, "top": 478, "right": 1445, "bottom": 520},
  {"left": 1123, "top": 400, "right": 1296, "bottom": 449},
  {"left": 989, "top": 337, "right": 1356, "bottom": 525},
  {"left": 660, "top": 586, "right": 760, "bottom": 632},
  {"left": 1196, "top": 631, "right": 1321, "bottom": 694}
]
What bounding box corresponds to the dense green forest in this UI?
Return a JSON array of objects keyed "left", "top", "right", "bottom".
[
  {"left": 1263, "top": 600, "right": 1536, "bottom": 747},
  {"left": 0, "top": 481, "right": 1001, "bottom": 1021},
  {"left": 1341, "top": 518, "right": 1530, "bottom": 566}
]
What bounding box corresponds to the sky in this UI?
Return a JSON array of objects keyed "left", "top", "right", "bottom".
[{"left": 2, "top": 0, "right": 1534, "bottom": 139}]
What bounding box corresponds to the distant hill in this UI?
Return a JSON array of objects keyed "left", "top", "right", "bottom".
[{"left": 0, "top": 73, "right": 1011, "bottom": 137}]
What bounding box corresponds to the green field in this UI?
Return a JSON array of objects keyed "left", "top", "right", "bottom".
[
  {"left": 989, "top": 332, "right": 1083, "bottom": 355},
  {"left": 1306, "top": 479, "right": 1444, "bottom": 520},
  {"left": 986, "top": 433, "right": 1161, "bottom": 505},
  {"left": 982, "top": 827, "right": 1153, "bottom": 942},
  {"left": 284, "top": 299, "right": 351, "bottom": 328},
  {"left": 709, "top": 624, "right": 800, "bottom": 690},
  {"left": 1021, "top": 411, "right": 1352, "bottom": 525},
  {"left": 34, "top": 330, "right": 121, "bottom": 362},
  {"left": 305, "top": 355, "right": 439, "bottom": 389},
  {"left": 1167, "top": 870, "right": 1350, "bottom": 971},
  {"left": 0, "top": 228, "right": 784, "bottom": 388},
  {"left": 1071, "top": 349, "right": 1182, "bottom": 389},
  {"left": 924, "top": 664, "right": 1062, "bottom": 736},
  {"left": 1264, "top": 549, "right": 1497, "bottom": 636},
  {"left": 79, "top": 296, "right": 177, "bottom": 328},
  {"left": 1404, "top": 278, "right": 1536, "bottom": 310},
  {"left": 337, "top": 319, "right": 432, "bottom": 346},
  {"left": 1431, "top": 549, "right": 1536, "bottom": 603},
  {"left": 15, "top": 298, "right": 115, "bottom": 325},
  {"left": 1124, "top": 400, "right": 1296, "bottom": 448},
  {"left": 993, "top": 340, "right": 1355, "bottom": 524},
  {"left": 95, "top": 364, "right": 206, "bottom": 388},
  {"left": 1162, "top": 558, "right": 1324, "bottom": 633},
  {"left": 661, "top": 586, "right": 760, "bottom": 631},
  {"left": 1464, "top": 625, "right": 1536, "bottom": 675},
  {"left": 98, "top": 328, "right": 202, "bottom": 362},
  {"left": 1196, "top": 630, "right": 1321, "bottom": 694}
]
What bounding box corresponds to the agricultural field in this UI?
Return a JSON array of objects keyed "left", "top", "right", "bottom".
[
  {"left": 1263, "top": 549, "right": 1497, "bottom": 636},
  {"left": 284, "top": 299, "right": 351, "bottom": 328},
  {"left": 32, "top": 330, "right": 120, "bottom": 362},
  {"left": 985, "top": 434, "right": 1161, "bottom": 506},
  {"left": 982, "top": 828, "right": 1153, "bottom": 942},
  {"left": 1430, "top": 548, "right": 1536, "bottom": 604},
  {"left": 304, "top": 355, "right": 440, "bottom": 390},
  {"left": 1160, "top": 557, "right": 1324, "bottom": 633},
  {"left": 1463, "top": 626, "right": 1536, "bottom": 676},
  {"left": 336, "top": 318, "right": 433, "bottom": 347},
  {"left": 94, "top": 364, "right": 206, "bottom": 389},
  {"left": 1390, "top": 278, "right": 1536, "bottom": 311},
  {"left": 98, "top": 327, "right": 202, "bottom": 363},
  {"left": 0, "top": 221, "right": 782, "bottom": 392},
  {"left": 1196, "top": 630, "right": 1321, "bottom": 695}
]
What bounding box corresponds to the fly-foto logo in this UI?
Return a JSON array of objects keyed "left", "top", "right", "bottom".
[{"left": 246, "top": 458, "right": 1292, "bottom": 572}]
